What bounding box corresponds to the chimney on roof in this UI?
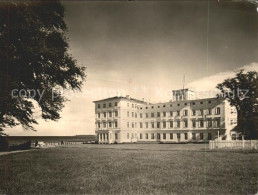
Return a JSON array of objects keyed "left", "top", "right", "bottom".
[{"left": 126, "top": 95, "right": 131, "bottom": 99}]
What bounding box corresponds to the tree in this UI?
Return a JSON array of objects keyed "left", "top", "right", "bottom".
[
  {"left": 217, "top": 70, "right": 258, "bottom": 139},
  {"left": 0, "top": 1, "right": 86, "bottom": 135}
]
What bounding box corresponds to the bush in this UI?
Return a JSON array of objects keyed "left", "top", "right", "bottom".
[{"left": 9, "top": 141, "right": 31, "bottom": 151}]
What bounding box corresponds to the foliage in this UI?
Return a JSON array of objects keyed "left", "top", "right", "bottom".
[
  {"left": 217, "top": 70, "right": 258, "bottom": 139},
  {"left": 0, "top": 1, "right": 86, "bottom": 135}
]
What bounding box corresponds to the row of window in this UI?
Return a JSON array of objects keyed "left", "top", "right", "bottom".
[
  {"left": 97, "top": 119, "right": 220, "bottom": 129},
  {"left": 99, "top": 133, "right": 118, "bottom": 140},
  {"left": 98, "top": 132, "right": 213, "bottom": 141},
  {"left": 97, "top": 102, "right": 118, "bottom": 109},
  {"left": 126, "top": 108, "right": 221, "bottom": 118},
  {"left": 97, "top": 111, "right": 118, "bottom": 118},
  {"left": 139, "top": 100, "right": 214, "bottom": 110},
  {"left": 127, "top": 120, "right": 220, "bottom": 128},
  {"left": 97, "top": 100, "right": 216, "bottom": 110},
  {"left": 96, "top": 107, "right": 221, "bottom": 119},
  {"left": 98, "top": 121, "right": 118, "bottom": 128},
  {"left": 137, "top": 132, "right": 212, "bottom": 140}
]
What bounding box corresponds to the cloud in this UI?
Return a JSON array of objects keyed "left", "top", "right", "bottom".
[{"left": 186, "top": 62, "right": 258, "bottom": 98}]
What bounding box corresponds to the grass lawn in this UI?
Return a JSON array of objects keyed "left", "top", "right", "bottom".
[{"left": 0, "top": 144, "right": 257, "bottom": 194}]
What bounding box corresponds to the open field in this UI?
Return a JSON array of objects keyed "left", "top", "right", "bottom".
[{"left": 0, "top": 144, "right": 257, "bottom": 194}]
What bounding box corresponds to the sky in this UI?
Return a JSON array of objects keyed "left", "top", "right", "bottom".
[{"left": 8, "top": 0, "right": 258, "bottom": 136}]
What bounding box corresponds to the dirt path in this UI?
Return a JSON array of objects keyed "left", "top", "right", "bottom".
[{"left": 0, "top": 148, "right": 42, "bottom": 156}]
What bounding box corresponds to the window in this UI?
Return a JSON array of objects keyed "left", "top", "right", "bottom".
[
  {"left": 97, "top": 113, "right": 100, "bottom": 118},
  {"left": 232, "top": 134, "right": 236, "bottom": 140},
  {"left": 132, "top": 122, "right": 134, "bottom": 128},
  {"left": 170, "top": 104, "right": 173, "bottom": 107},
  {"left": 163, "top": 133, "right": 166, "bottom": 139},
  {"left": 135, "top": 122, "right": 137, "bottom": 128},
  {"left": 98, "top": 104, "right": 100, "bottom": 109},
  {"left": 157, "top": 112, "right": 160, "bottom": 117},
  {"left": 140, "top": 122, "right": 143, "bottom": 128},
  {"left": 192, "top": 110, "right": 196, "bottom": 116},
  {"left": 215, "top": 119, "right": 220, "bottom": 127},
  {"left": 146, "top": 107, "right": 148, "bottom": 109},
  {"left": 207, "top": 120, "right": 212, "bottom": 127},
  {"left": 200, "top": 133, "right": 203, "bottom": 140},
  {"left": 192, "top": 133, "right": 196, "bottom": 140},
  {"left": 163, "top": 105, "right": 166, "bottom": 107},
  {"left": 177, "top": 111, "right": 180, "bottom": 116},
  {"left": 115, "top": 133, "right": 118, "bottom": 139},
  {"left": 170, "top": 133, "right": 173, "bottom": 140},
  {"left": 170, "top": 121, "right": 173, "bottom": 128},
  {"left": 208, "top": 109, "right": 212, "bottom": 115},
  {"left": 208, "top": 133, "right": 212, "bottom": 140},
  {"left": 151, "top": 122, "right": 155, "bottom": 128},
  {"left": 132, "top": 104, "right": 134, "bottom": 108},
  {"left": 103, "top": 122, "right": 106, "bottom": 128},
  {"left": 127, "top": 122, "right": 129, "bottom": 128},
  {"left": 151, "top": 113, "right": 154, "bottom": 117},
  {"left": 151, "top": 106, "right": 154, "bottom": 109},
  {"left": 127, "top": 133, "right": 129, "bottom": 139},
  {"left": 145, "top": 133, "right": 148, "bottom": 139},
  {"left": 140, "top": 133, "right": 143, "bottom": 139},
  {"left": 183, "top": 110, "right": 188, "bottom": 116},
  {"left": 163, "top": 112, "right": 166, "bottom": 117},
  {"left": 208, "top": 101, "right": 211, "bottom": 104},
  {"left": 184, "top": 120, "right": 188, "bottom": 128},
  {"left": 108, "top": 122, "right": 112, "bottom": 128},
  {"left": 109, "top": 112, "right": 112, "bottom": 117},
  {"left": 115, "top": 102, "right": 118, "bottom": 106},
  {"left": 103, "top": 112, "right": 106, "bottom": 118},
  {"left": 184, "top": 133, "right": 188, "bottom": 140},
  {"left": 157, "top": 122, "right": 160, "bottom": 128},
  {"left": 135, "top": 113, "right": 137, "bottom": 118},
  {"left": 132, "top": 112, "right": 134, "bottom": 117},
  {"left": 97, "top": 122, "right": 100, "bottom": 128},
  {"left": 200, "top": 120, "right": 204, "bottom": 128},
  {"left": 145, "top": 113, "right": 148, "bottom": 118},
  {"left": 131, "top": 133, "right": 134, "bottom": 139},
  {"left": 177, "top": 133, "right": 181, "bottom": 139},
  {"left": 177, "top": 121, "right": 180, "bottom": 128},
  {"left": 157, "top": 133, "right": 160, "bottom": 139},
  {"left": 145, "top": 122, "right": 148, "bottom": 128},
  {"left": 115, "top": 111, "right": 118, "bottom": 117},
  {"left": 177, "top": 104, "right": 180, "bottom": 106},
  {"left": 192, "top": 120, "right": 196, "bottom": 128},
  {"left": 170, "top": 111, "right": 173, "bottom": 117},
  {"left": 215, "top": 107, "right": 220, "bottom": 115},
  {"left": 127, "top": 111, "right": 129, "bottom": 117},
  {"left": 151, "top": 133, "right": 155, "bottom": 139},
  {"left": 103, "top": 104, "right": 106, "bottom": 108},
  {"left": 192, "top": 102, "right": 195, "bottom": 105},
  {"left": 199, "top": 109, "right": 203, "bottom": 115},
  {"left": 140, "top": 113, "right": 142, "bottom": 118},
  {"left": 200, "top": 101, "right": 203, "bottom": 104},
  {"left": 127, "top": 103, "right": 129, "bottom": 107},
  {"left": 163, "top": 121, "right": 166, "bottom": 128},
  {"left": 114, "top": 121, "right": 118, "bottom": 128},
  {"left": 109, "top": 103, "right": 112, "bottom": 107}
]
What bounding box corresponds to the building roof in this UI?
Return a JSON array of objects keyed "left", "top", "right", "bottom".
[{"left": 93, "top": 96, "right": 147, "bottom": 104}]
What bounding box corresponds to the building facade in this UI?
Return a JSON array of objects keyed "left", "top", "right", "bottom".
[{"left": 94, "top": 89, "right": 237, "bottom": 144}]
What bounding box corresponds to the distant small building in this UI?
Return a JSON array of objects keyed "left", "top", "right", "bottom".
[{"left": 93, "top": 89, "right": 237, "bottom": 144}]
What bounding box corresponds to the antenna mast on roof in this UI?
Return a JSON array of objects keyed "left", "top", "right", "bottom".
[{"left": 183, "top": 73, "right": 185, "bottom": 90}]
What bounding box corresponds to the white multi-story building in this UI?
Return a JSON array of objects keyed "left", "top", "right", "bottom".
[{"left": 94, "top": 89, "right": 237, "bottom": 144}]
